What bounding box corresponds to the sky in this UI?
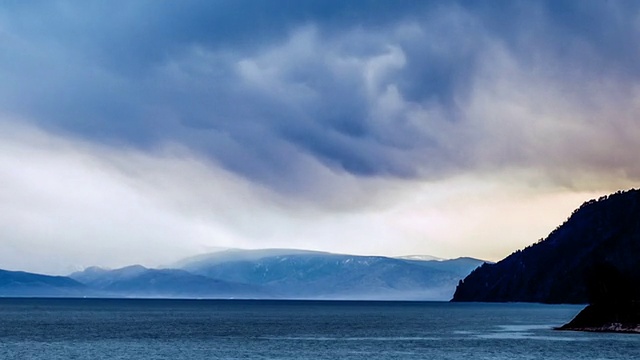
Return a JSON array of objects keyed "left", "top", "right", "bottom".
[{"left": 1, "top": 1, "right": 640, "bottom": 274}]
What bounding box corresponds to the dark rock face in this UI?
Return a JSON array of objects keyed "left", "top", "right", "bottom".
[
  {"left": 558, "top": 263, "right": 640, "bottom": 333},
  {"left": 452, "top": 189, "right": 640, "bottom": 304},
  {"left": 557, "top": 303, "right": 640, "bottom": 333}
]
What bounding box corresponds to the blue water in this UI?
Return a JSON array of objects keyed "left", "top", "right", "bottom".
[{"left": 0, "top": 299, "right": 638, "bottom": 359}]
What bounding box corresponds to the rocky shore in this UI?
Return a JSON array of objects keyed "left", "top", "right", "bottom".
[{"left": 557, "top": 302, "right": 640, "bottom": 334}]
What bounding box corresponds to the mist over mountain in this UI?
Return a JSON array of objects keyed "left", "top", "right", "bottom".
[
  {"left": 69, "top": 265, "right": 265, "bottom": 298},
  {"left": 0, "top": 250, "right": 482, "bottom": 300},
  {"left": 452, "top": 189, "right": 640, "bottom": 304},
  {"left": 178, "top": 249, "right": 483, "bottom": 300}
]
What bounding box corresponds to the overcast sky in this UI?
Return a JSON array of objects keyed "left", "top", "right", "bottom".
[{"left": 1, "top": 1, "right": 639, "bottom": 274}]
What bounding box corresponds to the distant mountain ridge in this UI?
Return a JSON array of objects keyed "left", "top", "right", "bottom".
[
  {"left": 0, "top": 269, "right": 86, "bottom": 297},
  {"left": 0, "top": 250, "right": 483, "bottom": 300},
  {"left": 396, "top": 255, "right": 445, "bottom": 261},
  {"left": 69, "top": 265, "right": 264, "bottom": 298},
  {"left": 452, "top": 189, "right": 640, "bottom": 304},
  {"left": 178, "top": 249, "right": 483, "bottom": 300}
]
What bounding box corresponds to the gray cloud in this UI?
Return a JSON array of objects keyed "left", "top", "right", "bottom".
[
  {"left": 2, "top": 122, "right": 615, "bottom": 274},
  {"left": 1, "top": 0, "right": 640, "bottom": 196}
]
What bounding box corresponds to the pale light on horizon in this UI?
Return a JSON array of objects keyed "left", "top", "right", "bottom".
[
  {"left": 0, "top": 122, "right": 628, "bottom": 274},
  {"left": 1, "top": 2, "right": 639, "bottom": 274}
]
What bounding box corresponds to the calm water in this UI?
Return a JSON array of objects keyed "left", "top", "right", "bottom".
[{"left": 0, "top": 299, "right": 638, "bottom": 359}]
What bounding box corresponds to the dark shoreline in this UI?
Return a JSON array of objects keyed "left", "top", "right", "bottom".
[
  {"left": 555, "top": 302, "right": 640, "bottom": 334},
  {"left": 556, "top": 325, "right": 640, "bottom": 334}
]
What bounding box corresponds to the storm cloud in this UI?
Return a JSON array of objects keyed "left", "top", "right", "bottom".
[
  {"left": 2, "top": 0, "right": 639, "bottom": 193},
  {"left": 1, "top": 1, "right": 639, "bottom": 272}
]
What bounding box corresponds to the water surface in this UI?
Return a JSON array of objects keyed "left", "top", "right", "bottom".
[{"left": 0, "top": 298, "right": 637, "bottom": 359}]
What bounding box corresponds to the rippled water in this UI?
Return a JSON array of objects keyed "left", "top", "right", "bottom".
[{"left": 0, "top": 298, "right": 638, "bottom": 359}]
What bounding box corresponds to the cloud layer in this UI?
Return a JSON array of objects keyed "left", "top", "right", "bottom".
[
  {"left": 1, "top": 1, "right": 639, "bottom": 272},
  {"left": 0, "top": 122, "right": 606, "bottom": 274},
  {"left": 2, "top": 1, "right": 639, "bottom": 191}
]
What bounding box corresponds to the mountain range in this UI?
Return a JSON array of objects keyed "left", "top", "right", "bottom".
[
  {"left": 0, "top": 269, "right": 86, "bottom": 297},
  {"left": 0, "top": 249, "right": 484, "bottom": 300},
  {"left": 177, "top": 249, "right": 483, "bottom": 300},
  {"left": 6, "top": 187, "right": 639, "bottom": 307}
]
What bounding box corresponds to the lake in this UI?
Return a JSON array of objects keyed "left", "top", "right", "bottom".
[{"left": 0, "top": 298, "right": 637, "bottom": 359}]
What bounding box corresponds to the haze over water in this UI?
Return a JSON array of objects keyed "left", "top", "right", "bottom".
[{"left": 0, "top": 299, "right": 637, "bottom": 360}]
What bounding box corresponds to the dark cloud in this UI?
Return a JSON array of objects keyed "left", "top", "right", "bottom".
[
  {"left": 468, "top": 0, "right": 640, "bottom": 76},
  {"left": 1, "top": 0, "right": 640, "bottom": 194}
]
